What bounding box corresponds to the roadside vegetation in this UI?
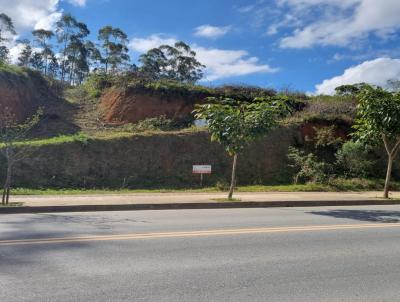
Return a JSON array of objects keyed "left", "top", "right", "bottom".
[
  {"left": 1, "top": 12, "right": 400, "bottom": 201},
  {"left": 10, "top": 179, "right": 400, "bottom": 196}
]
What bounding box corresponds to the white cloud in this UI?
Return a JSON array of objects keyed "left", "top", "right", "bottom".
[
  {"left": 34, "top": 11, "right": 63, "bottom": 30},
  {"left": 277, "top": 0, "right": 400, "bottom": 48},
  {"left": 194, "top": 25, "right": 231, "bottom": 39},
  {"left": 129, "top": 34, "right": 178, "bottom": 52},
  {"left": 315, "top": 58, "right": 400, "bottom": 95},
  {"left": 0, "top": 0, "right": 87, "bottom": 33},
  {"left": 129, "top": 34, "right": 278, "bottom": 81},
  {"left": 67, "top": 0, "right": 87, "bottom": 6},
  {"left": 237, "top": 4, "right": 256, "bottom": 13},
  {"left": 194, "top": 46, "right": 278, "bottom": 81},
  {"left": 0, "top": 0, "right": 59, "bottom": 31}
]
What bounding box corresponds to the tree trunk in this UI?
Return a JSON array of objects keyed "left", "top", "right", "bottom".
[
  {"left": 2, "top": 164, "right": 12, "bottom": 205},
  {"left": 228, "top": 154, "right": 238, "bottom": 200},
  {"left": 384, "top": 155, "right": 393, "bottom": 199}
]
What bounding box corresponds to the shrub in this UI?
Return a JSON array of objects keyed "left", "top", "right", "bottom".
[
  {"left": 123, "top": 116, "right": 176, "bottom": 132},
  {"left": 288, "top": 146, "right": 332, "bottom": 184},
  {"left": 83, "top": 73, "right": 113, "bottom": 98},
  {"left": 335, "top": 141, "right": 374, "bottom": 178},
  {"left": 312, "top": 125, "right": 343, "bottom": 149}
]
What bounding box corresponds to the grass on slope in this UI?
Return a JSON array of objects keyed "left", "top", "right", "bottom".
[{"left": 10, "top": 179, "right": 398, "bottom": 196}]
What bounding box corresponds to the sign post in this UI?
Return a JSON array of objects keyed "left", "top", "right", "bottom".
[{"left": 193, "top": 165, "right": 212, "bottom": 187}]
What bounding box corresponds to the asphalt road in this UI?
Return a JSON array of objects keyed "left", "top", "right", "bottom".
[{"left": 1, "top": 205, "right": 400, "bottom": 301}]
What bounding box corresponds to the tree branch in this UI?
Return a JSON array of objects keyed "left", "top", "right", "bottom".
[
  {"left": 382, "top": 134, "right": 391, "bottom": 156},
  {"left": 393, "top": 138, "right": 400, "bottom": 158}
]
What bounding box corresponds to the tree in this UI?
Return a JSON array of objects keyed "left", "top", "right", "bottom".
[
  {"left": 65, "top": 36, "right": 89, "bottom": 85},
  {"left": 0, "top": 13, "right": 16, "bottom": 63},
  {"left": 98, "top": 26, "right": 130, "bottom": 74},
  {"left": 335, "top": 83, "right": 369, "bottom": 96},
  {"left": 32, "top": 29, "right": 55, "bottom": 76},
  {"left": 194, "top": 97, "right": 288, "bottom": 199},
  {"left": 353, "top": 85, "right": 400, "bottom": 198},
  {"left": 56, "top": 14, "right": 90, "bottom": 82},
  {"left": 85, "top": 40, "right": 102, "bottom": 71},
  {"left": 139, "top": 41, "right": 205, "bottom": 83},
  {"left": 0, "top": 108, "right": 41, "bottom": 205},
  {"left": 17, "top": 39, "right": 32, "bottom": 67},
  {"left": 30, "top": 52, "right": 45, "bottom": 71}
]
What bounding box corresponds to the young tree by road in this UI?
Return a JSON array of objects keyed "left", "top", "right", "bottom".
[
  {"left": 0, "top": 109, "right": 41, "bottom": 205},
  {"left": 195, "top": 97, "right": 288, "bottom": 199},
  {"left": 353, "top": 85, "right": 400, "bottom": 198}
]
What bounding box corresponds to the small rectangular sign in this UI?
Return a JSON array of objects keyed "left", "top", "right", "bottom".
[{"left": 193, "top": 165, "right": 212, "bottom": 174}]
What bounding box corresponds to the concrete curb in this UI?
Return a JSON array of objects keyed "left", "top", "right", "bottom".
[{"left": 1, "top": 199, "right": 400, "bottom": 214}]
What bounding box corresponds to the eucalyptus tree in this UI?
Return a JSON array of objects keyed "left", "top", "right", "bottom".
[
  {"left": 32, "top": 29, "right": 55, "bottom": 76},
  {"left": 29, "top": 52, "right": 44, "bottom": 71},
  {"left": 353, "top": 85, "right": 400, "bottom": 198},
  {"left": 56, "top": 14, "right": 90, "bottom": 82},
  {"left": 17, "top": 39, "right": 32, "bottom": 67},
  {"left": 140, "top": 41, "right": 205, "bottom": 83},
  {"left": 195, "top": 97, "right": 289, "bottom": 199},
  {"left": 0, "top": 13, "right": 16, "bottom": 63},
  {"left": 84, "top": 40, "right": 101, "bottom": 69},
  {"left": 98, "top": 26, "right": 130, "bottom": 74}
]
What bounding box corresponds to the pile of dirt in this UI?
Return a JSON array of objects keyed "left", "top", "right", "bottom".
[{"left": 100, "top": 87, "right": 207, "bottom": 124}]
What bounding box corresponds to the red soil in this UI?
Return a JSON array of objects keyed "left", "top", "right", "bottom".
[{"left": 100, "top": 87, "right": 201, "bottom": 124}]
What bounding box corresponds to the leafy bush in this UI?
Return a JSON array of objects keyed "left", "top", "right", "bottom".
[
  {"left": 123, "top": 116, "right": 177, "bottom": 132},
  {"left": 288, "top": 146, "right": 332, "bottom": 184},
  {"left": 335, "top": 141, "right": 374, "bottom": 178},
  {"left": 312, "top": 125, "right": 344, "bottom": 149},
  {"left": 214, "top": 84, "right": 276, "bottom": 100},
  {"left": 83, "top": 73, "right": 113, "bottom": 98}
]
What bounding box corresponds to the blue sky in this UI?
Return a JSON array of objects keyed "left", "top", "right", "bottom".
[{"left": 3, "top": 0, "right": 400, "bottom": 94}]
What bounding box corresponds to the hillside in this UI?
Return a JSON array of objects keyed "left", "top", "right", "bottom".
[{"left": 0, "top": 65, "right": 372, "bottom": 190}]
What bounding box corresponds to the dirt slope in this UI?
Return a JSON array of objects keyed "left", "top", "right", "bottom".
[{"left": 100, "top": 87, "right": 205, "bottom": 124}]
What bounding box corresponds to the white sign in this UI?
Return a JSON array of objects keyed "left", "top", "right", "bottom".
[{"left": 193, "top": 165, "right": 212, "bottom": 174}]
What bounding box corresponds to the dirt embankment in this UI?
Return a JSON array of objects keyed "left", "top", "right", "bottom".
[
  {"left": 0, "top": 69, "right": 55, "bottom": 123},
  {"left": 300, "top": 120, "right": 350, "bottom": 142},
  {"left": 100, "top": 87, "right": 206, "bottom": 124},
  {"left": 1, "top": 127, "right": 299, "bottom": 188}
]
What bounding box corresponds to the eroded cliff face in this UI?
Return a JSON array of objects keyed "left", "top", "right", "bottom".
[
  {"left": 0, "top": 69, "right": 52, "bottom": 124},
  {"left": 100, "top": 87, "right": 205, "bottom": 124}
]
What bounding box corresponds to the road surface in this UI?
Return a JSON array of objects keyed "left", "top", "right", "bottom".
[{"left": 1, "top": 205, "right": 400, "bottom": 301}]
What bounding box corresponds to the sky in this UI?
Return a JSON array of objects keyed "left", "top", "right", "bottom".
[{"left": 2, "top": 0, "right": 400, "bottom": 94}]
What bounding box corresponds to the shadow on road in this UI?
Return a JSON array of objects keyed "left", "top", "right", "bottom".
[{"left": 309, "top": 210, "right": 400, "bottom": 223}]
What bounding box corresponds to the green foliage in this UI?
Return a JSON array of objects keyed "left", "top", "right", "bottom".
[
  {"left": 123, "top": 116, "right": 177, "bottom": 132},
  {"left": 312, "top": 125, "right": 343, "bottom": 149},
  {"left": 353, "top": 85, "right": 400, "bottom": 144},
  {"left": 335, "top": 141, "right": 374, "bottom": 178},
  {"left": 194, "top": 97, "right": 288, "bottom": 155},
  {"left": 83, "top": 72, "right": 113, "bottom": 98},
  {"left": 287, "top": 146, "right": 332, "bottom": 184},
  {"left": 0, "top": 13, "right": 16, "bottom": 63},
  {"left": 98, "top": 26, "right": 130, "bottom": 74},
  {"left": 16, "top": 133, "right": 89, "bottom": 147},
  {"left": 0, "top": 63, "right": 27, "bottom": 76},
  {"left": 139, "top": 41, "right": 205, "bottom": 83},
  {"left": 334, "top": 83, "right": 369, "bottom": 96}
]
